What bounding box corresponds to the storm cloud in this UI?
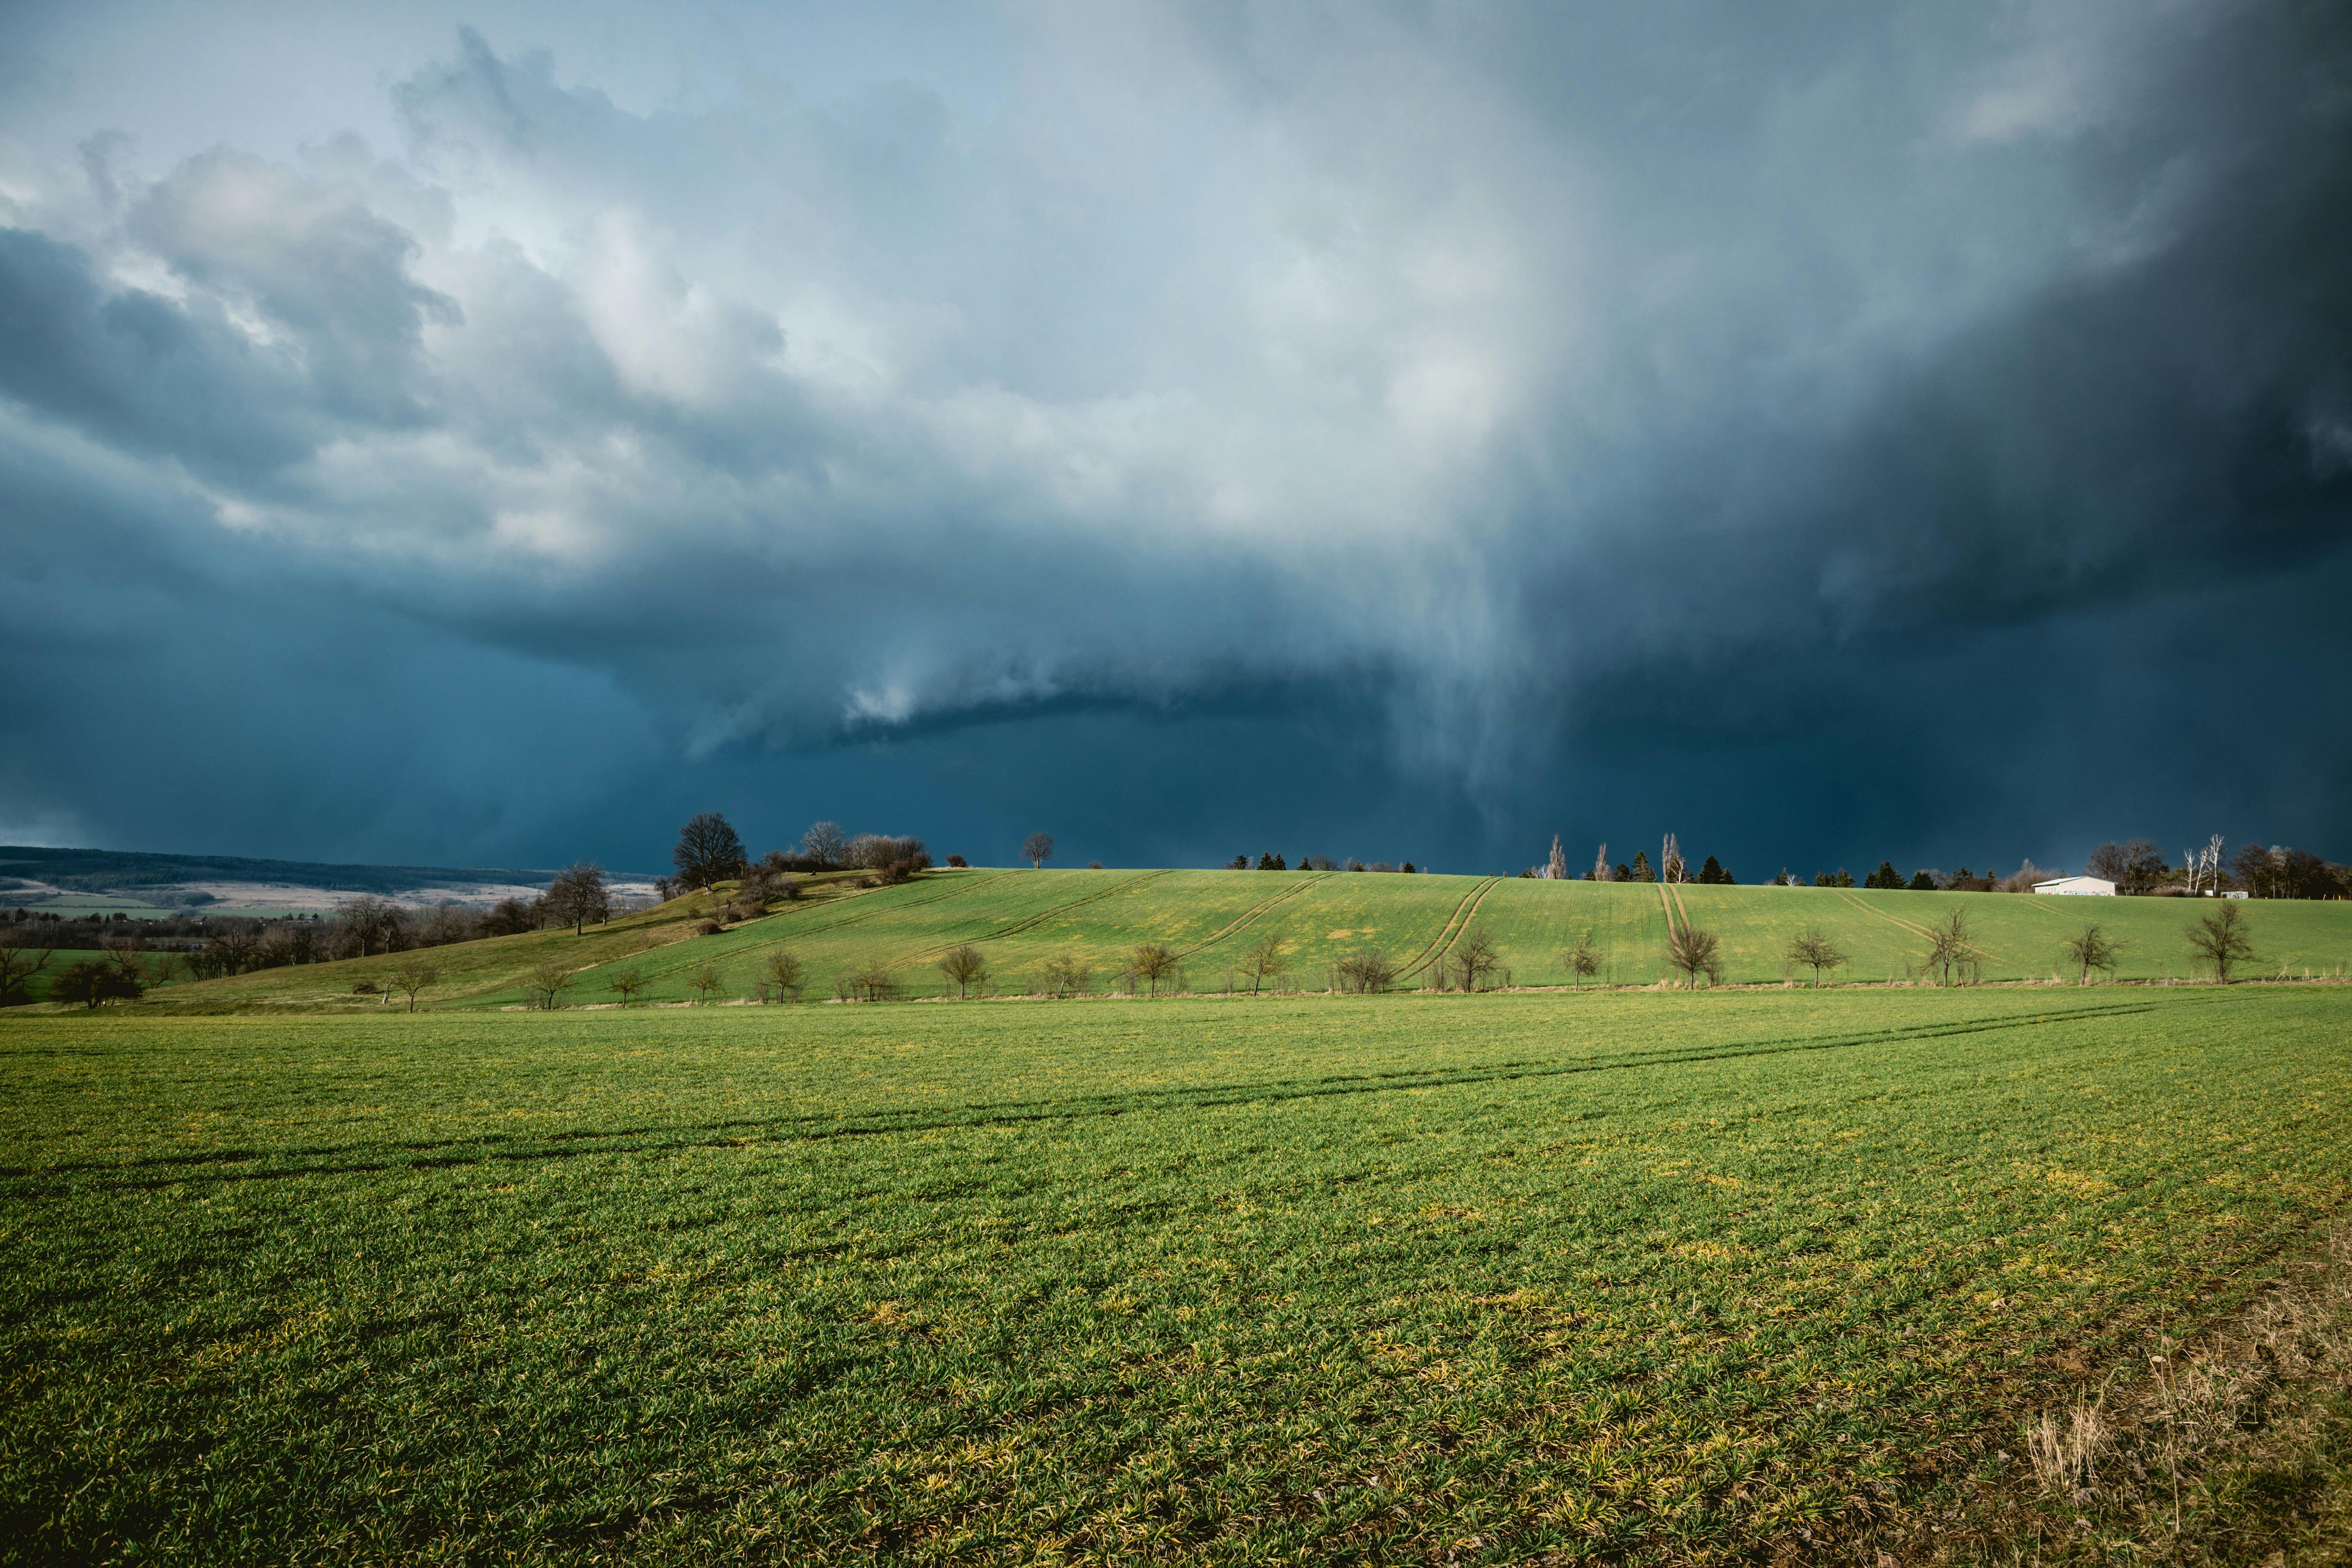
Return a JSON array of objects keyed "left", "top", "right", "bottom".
[{"left": 1, "top": 0, "right": 2346, "bottom": 873}]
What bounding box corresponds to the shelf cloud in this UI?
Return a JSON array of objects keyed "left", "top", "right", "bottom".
[{"left": 2, "top": 1, "right": 2347, "bottom": 872}]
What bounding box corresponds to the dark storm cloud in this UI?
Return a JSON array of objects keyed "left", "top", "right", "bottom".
[{"left": 0, "top": 0, "right": 2345, "bottom": 870}]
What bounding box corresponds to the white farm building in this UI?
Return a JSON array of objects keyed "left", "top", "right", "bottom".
[{"left": 2032, "top": 875, "right": 2116, "bottom": 896}]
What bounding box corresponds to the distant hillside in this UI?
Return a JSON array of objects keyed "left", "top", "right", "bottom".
[{"left": 0, "top": 845, "right": 659, "bottom": 913}]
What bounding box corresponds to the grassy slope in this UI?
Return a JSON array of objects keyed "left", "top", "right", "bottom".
[
  {"left": 127, "top": 869, "right": 2352, "bottom": 1011},
  {"left": 4, "top": 988, "right": 2348, "bottom": 1562}
]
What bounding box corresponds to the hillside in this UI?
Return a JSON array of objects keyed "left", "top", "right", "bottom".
[{"left": 131, "top": 868, "right": 2352, "bottom": 1011}]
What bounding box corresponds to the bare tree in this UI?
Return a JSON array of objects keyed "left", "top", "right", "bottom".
[
  {"left": 1664, "top": 925, "right": 1722, "bottom": 989},
  {"left": 1449, "top": 926, "right": 1502, "bottom": 992},
  {"left": 1042, "top": 952, "right": 1092, "bottom": 999},
  {"left": 2185, "top": 904, "right": 2257, "bottom": 982},
  {"left": 1785, "top": 929, "right": 1848, "bottom": 987},
  {"left": 545, "top": 862, "right": 611, "bottom": 934},
  {"left": 390, "top": 960, "right": 440, "bottom": 1013},
  {"left": 528, "top": 961, "right": 576, "bottom": 1010},
  {"left": 1023, "top": 832, "right": 1056, "bottom": 869},
  {"left": 1590, "top": 842, "right": 1609, "bottom": 882},
  {"left": 1919, "top": 909, "right": 1982, "bottom": 987},
  {"left": 1130, "top": 941, "right": 1179, "bottom": 996},
  {"left": 0, "top": 927, "right": 57, "bottom": 1004},
  {"left": 673, "top": 812, "right": 749, "bottom": 890},
  {"left": 686, "top": 962, "right": 727, "bottom": 1005},
  {"left": 1335, "top": 948, "right": 1400, "bottom": 993},
  {"left": 763, "top": 950, "right": 806, "bottom": 1002},
  {"left": 2060, "top": 923, "right": 2122, "bottom": 984},
  {"left": 846, "top": 959, "right": 899, "bottom": 1002},
  {"left": 607, "top": 967, "right": 649, "bottom": 1005},
  {"left": 938, "top": 944, "right": 989, "bottom": 999},
  {"left": 1240, "top": 935, "right": 1285, "bottom": 995},
  {"left": 336, "top": 895, "right": 401, "bottom": 957},
  {"left": 1661, "top": 833, "right": 1687, "bottom": 885},
  {"left": 801, "top": 821, "right": 848, "bottom": 868},
  {"left": 1547, "top": 835, "right": 1568, "bottom": 881},
  {"left": 1561, "top": 933, "right": 1603, "bottom": 987}
]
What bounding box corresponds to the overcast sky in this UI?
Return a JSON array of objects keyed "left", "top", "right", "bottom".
[{"left": 2, "top": 0, "right": 2347, "bottom": 876}]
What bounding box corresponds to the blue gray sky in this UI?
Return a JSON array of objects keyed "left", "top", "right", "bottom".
[{"left": 2, "top": 1, "right": 2347, "bottom": 876}]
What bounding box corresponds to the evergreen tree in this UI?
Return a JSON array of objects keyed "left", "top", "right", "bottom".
[
  {"left": 1629, "top": 850, "right": 1656, "bottom": 882},
  {"left": 1864, "top": 860, "right": 1903, "bottom": 890},
  {"left": 1906, "top": 870, "right": 1936, "bottom": 891},
  {"left": 1698, "top": 855, "right": 1729, "bottom": 884}
]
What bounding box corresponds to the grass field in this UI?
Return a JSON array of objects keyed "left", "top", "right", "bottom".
[
  {"left": 4, "top": 986, "right": 2349, "bottom": 1562},
  {"left": 105, "top": 869, "right": 2352, "bottom": 1014}
]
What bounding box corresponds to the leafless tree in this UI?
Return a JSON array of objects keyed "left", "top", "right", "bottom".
[
  {"left": 1665, "top": 925, "right": 1722, "bottom": 989},
  {"left": 0, "top": 927, "right": 57, "bottom": 1004},
  {"left": 2060, "top": 923, "right": 2122, "bottom": 984},
  {"left": 1661, "top": 833, "right": 1687, "bottom": 885},
  {"left": 1335, "top": 948, "right": 1400, "bottom": 993},
  {"left": 1042, "top": 952, "right": 1091, "bottom": 999},
  {"left": 607, "top": 967, "right": 649, "bottom": 1005},
  {"left": 1449, "top": 926, "right": 1502, "bottom": 992},
  {"left": 1919, "top": 909, "right": 1982, "bottom": 986},
  {"left": 1547, "top": 835, "right": 1568, "bottom": 881},
  {"left": 1561, "top": 932, "right": 1603, "bottom": 987},
  {"left": 1131, "top": 941, "right": 1179, "bottom": 996},
  {"left": 1785, "top": 929, "right": 1847, "bottom": 987},
  {"left": 846, "top": 959, "right": 899, "bottom": 1002},
  {"left": 1240, "top": 935, "right": 1285, "bottom": 995},
  {"left": 763, "top": 949, "right": 806, "bottom": 1002},
  {"left": 847, "top": 834, "right": 927, "bottom": 871},
  {"left": 799, "top": 821, "right": 848, "bottom": 868},
  {"left": 686, "top": 962, "right": 727, "bottom": 1005},
  {"left": 938, "top": 944, "right": 989, "bottom": 999},
  {"left": 528, "top": 961, "right": 576, "bottom": 1010},
  {"left": 673, "top": 812, "right": 749, "bottom": 890},
  {"left": 2185, "top": 903, "right": 2257, "bottom": 982},
  {"left": 391, "top": 960, "right": 440, "bottom": 1013},
  {"left": 1023, "top": 832, "right": 1055, "bottom": 869},
  {"left": 336, "top": 895, "right": 402, "bottom": 957},
  {"left": 1590, "top": 842, "right": 1609, "bottom": 882},
  {"left": 545, "top": 862, "right": 611, "bottom": 934}
]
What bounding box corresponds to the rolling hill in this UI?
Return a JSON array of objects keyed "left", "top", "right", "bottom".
[{"left": 125, "top": 868, "right": 2352, "bottom": 1011}]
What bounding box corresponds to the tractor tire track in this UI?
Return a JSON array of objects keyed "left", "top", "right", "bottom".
[
  {"left": 890, "top": 870, "right": 1176, "bottom": 966},
  {"left": 620, "top": 874, "right": 1016, "bottom": 985},
  {"left": 35, "top": 997, "right": 2190, "bottom": 1192},
  {"left": 1175, "top": 873, "right": 1332, "bottom": 960},
  {"left": 1399, "top": 876, "right": 1503, "bottom": 981}
]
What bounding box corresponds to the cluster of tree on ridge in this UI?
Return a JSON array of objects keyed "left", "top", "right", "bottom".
[{"left": 1520, "top": 831, "right": 2348, "bottom": 899}]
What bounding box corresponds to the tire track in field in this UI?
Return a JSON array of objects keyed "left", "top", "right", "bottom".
[
  {"left": 1398, "top": 876, "right": 1503, "bottom": 981},
  {"left": 1175, "top": 873, "right": 1332, "bottom": 960},
  {"left": 614, "top": 873, "right": 1017, "bottom": 985},
  {"left": 36, "top": 997, "right": 2193, "bottom": 1190},
  {"left": 1658, "top": 881, "right": 1687, "bottom": 936},
  {"left": 889, "top": 870, "right": 1176, "bottom": 966},
  {"left": 1832, "top": 888, "right": 2010, "bottom": 966}
]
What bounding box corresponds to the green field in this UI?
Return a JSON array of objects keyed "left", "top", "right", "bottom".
[
  {"left": 4, "top": 986, "right": 2349, "bottom": 1562},
  {"left": 111, "top": 868, "right": 2352, "bottom": 1013}
]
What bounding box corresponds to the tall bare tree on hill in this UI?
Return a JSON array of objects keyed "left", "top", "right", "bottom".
[
  {"left": 1023, "top": 832, "right": 1055, "bottom": 869},
  {"left": 801, "top": 821, "right": 848, "bottom": 868},
  {"left": 1547, "top": 836, "right": 1568, "bottom": 881},
  {"left": 546, "top": 863, "right": 610, "bottom": 934},
  {"left": 674, "top": 813, "right": 748, "bottom": 890}
]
